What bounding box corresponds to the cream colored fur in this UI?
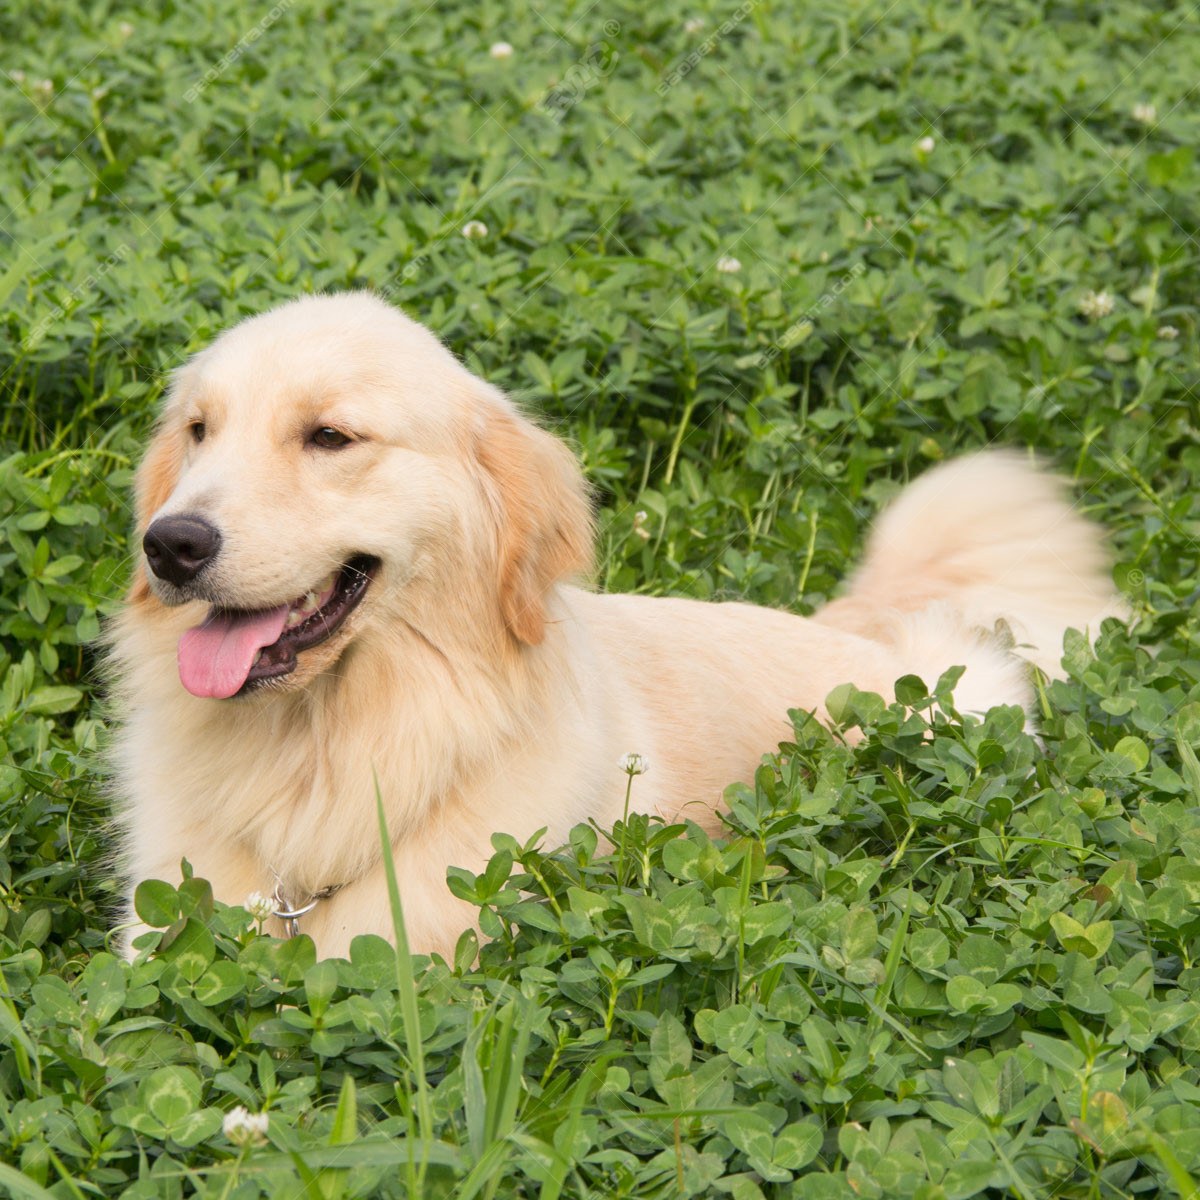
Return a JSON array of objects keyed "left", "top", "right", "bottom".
[{"left": 108, "top": 292, "right": 1125, "bottom": 959}]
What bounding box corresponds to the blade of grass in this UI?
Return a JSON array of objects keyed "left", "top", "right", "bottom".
[
  {"left": 538, "top": 1059, "right": 607, "bottom": 1200},
  {"left": 866, "top": 898, "right": 910, "bottom": 1041},
  {"left": 1142, "top": 1130, "right": 1200, "bottom": 1199},
  {"left": 376, "top": 784, "right": 433, "bottom": 1197},
  {"left": 0, "top": 1163, "right": 62, "bottom": 1200}
]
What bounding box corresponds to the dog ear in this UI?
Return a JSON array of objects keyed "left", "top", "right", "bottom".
[
  {"left": 126, "top": 419, "right": 185, "bottom": 604},
  {"left": 477, "top": 405, "right": 594, "bottom": 644}
]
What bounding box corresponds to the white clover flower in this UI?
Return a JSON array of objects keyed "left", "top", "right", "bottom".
[
  {"left": 716, "top": 255, "right": 742, "bottom": 274},
  {"left": 916, "top": 135, "right": 936, "bottom": 154},
  {"left": 489, "top": 41, "right": 514, "bottom": 60},
  {"left": 619, "top": 753, "right": 649, "bottom": 776},
  {"left": 10, "top": 70, "right": 25, "bottom": 84},
  {"left": 684, "top": 17, "right": 706, "bottom": 33},
  {"left": 1077, "top": 289, "right": 1115, "bottom": 320},
  {"left": 1157, "top": 324, "right": 1180, "bottom": 340},
  {"left": 34, "top": 78, "right": 53, "bottom": 95},
  {"left": 461, "top": 220, "right": 489, "bottom": 240},
  {"left": 245, "top": 891, "right": 274, "bottom": 921},
  {"left": 223, "top": 1106, "right": 269, "bottom": 1147},
  {"left": 632, "top": 510, "right": 650, "bottom": 541},
  {"left": 1132, "top": 102, "right": 1157, "bottom": 125},
  {"left": 118, "top": 21, "right": 134, "bottom": 37}
]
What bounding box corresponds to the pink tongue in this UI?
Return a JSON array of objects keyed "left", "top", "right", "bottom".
[{"left": 178, "top": 605, "right": 290, "bottom": 699}]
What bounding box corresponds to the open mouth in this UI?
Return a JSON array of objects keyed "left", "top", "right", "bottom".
[{"left": 177, "top": 554, "right": 380, "bottom": 699}]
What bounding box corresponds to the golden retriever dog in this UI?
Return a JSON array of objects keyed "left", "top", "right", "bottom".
[{"left": 109, "top": 292, "right": 1124, "bottom": 958}]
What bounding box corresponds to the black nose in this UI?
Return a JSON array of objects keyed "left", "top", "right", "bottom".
[{"left": 143, "top": 515, "right": 222, "bottom": 587}]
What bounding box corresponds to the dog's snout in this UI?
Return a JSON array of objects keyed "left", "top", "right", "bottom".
[{"left": 143, "top": 515, "right": 222, "bottom": 587}]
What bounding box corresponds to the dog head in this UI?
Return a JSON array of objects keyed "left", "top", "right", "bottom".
[{"left": 131, "top": 293, "right": 593, "bottom": 699}]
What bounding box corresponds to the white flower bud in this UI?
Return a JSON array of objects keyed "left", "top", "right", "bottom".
[
  {"left": 1077, "top": 290, "right": 1115, "bottom": 320},
  {"left": 223, "top": 1106, "right": 269, "bottom": 1147}
]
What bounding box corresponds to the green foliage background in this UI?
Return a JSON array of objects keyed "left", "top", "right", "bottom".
[{"left": 1, "top": 0, "right": 1199, "bottom": 1195}]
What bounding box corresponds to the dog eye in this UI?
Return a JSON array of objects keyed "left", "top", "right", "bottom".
[
  {"left": 188, "top": 421, "right": 206, "bottom": 444},
  {"left": 310, "top": 427, "right": 352, "bottom": 450}
]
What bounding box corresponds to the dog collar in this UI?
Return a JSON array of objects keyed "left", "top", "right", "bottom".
[{"left": 270, "top": 879, "right": 345, "bottom": 938}]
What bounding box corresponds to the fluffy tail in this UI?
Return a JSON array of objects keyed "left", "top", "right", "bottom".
[{"left": 815, "top": 451, "right": 1127, "bottom": 682}]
